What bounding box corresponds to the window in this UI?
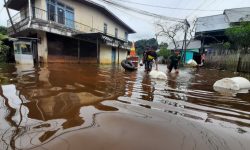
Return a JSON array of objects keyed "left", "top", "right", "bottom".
[
  {"left": 47, "top": 3, "right": 56, "bottom": 21},
  {"left": 125, "top": 32, "right": 128, "bottom": 41},
  {"left": 104, "top": 23, "right": 107, "bottom": 34},
  {"left": 21, "top": 44, "right": 32, "bottom": 54},
  {"left": 14, "top": 44, "right": 21, "bottom": 54},
  {"left": 57, "top": 6, "right": 65, "bottom": 24},
  {"left": 46, "top": 0, "right": 75, "bottom": 28},
  {"left": 115, "top": 28, "right": 118, "bottom": 38}
]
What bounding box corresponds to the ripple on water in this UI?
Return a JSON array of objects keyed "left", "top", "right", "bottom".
[{"left": 0, "top": 64, "right": 249, "bottom": 149}]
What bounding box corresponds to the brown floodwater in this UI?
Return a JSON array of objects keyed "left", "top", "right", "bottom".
[{"left": 0, "top": 63, "right": 249, "bottom": 150}]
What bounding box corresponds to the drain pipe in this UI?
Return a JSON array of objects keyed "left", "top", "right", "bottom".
[{"left": 28, "top": 0, "right": 32, "bottom": 27}]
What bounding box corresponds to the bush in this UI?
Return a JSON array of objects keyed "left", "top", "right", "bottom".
[
  {"left": 157, "top": 47, "right": 171, "bottom": 59},
  {"left": 0, "top": 33, "right": 10, "bottom": 62}
]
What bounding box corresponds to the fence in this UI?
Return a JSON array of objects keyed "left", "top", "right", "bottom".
[{"left": 205, "top": 51, "right": 250, "bottom": 73}]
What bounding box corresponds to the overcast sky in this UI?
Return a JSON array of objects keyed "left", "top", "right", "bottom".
[{"left": 1, "top": 0, "right": 250, "bottom": 41}]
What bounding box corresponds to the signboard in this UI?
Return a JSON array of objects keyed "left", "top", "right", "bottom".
[{"left": 101, "top": 35, "right": 130, "bottom": 50}]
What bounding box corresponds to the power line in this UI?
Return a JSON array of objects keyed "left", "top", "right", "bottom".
[
  {"left": 108, "top": 3, "right": 155, "bottom": 24},
  {"left": 113, "top": 0, "right": 223, "bottom": 12},
  {"left": 97, "top": 0, "right": 185, "bottom": 23}
]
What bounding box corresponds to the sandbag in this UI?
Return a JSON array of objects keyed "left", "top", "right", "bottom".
[
  {"left": 149, "top": 70, "right": 167, "bottom": 80},
  {"left": 187, "top": 59, "right": 198, "bottom": 67},
  {"left": 213, "top": 77, "right": 250, "bottom": 91}
]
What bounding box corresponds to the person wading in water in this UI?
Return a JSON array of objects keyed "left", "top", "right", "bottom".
[
  {"left": 168, "top": 50, "right": 181, "bottom": 73},
  {"left": 143, "top": 47, "right": 158, "bottom": 72}
]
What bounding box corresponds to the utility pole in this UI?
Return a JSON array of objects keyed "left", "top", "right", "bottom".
[
  {"left": 4, "top": 0, "right": 16, "bottom": 34},
  {"left": 183, "top": 19, "right": 190, "bottom": 64}
]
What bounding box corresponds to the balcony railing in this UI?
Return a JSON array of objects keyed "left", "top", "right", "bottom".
[{"left": 7, "top": 7, "right": 127, "bottom": 41}]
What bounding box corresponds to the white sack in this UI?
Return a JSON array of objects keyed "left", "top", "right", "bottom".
[
  {"left": 187, "top": 59, "right": 198, "bottom": 67},
  {"left": 149, "top": 70, "right": 167, "bottom": 80},
  {"left": 213, "top": 77, "right": 250, "bottom": 91}
]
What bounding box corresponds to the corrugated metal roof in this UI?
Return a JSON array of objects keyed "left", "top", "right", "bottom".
[
  {"left": 168, "top": 40, "right": 201, "bottom": 50},
  {"left": 195, "top": 14, "right": 230, "bottom": 33},
  {"left": 224, "top": 7, "right": 250, "bottom": 23}
]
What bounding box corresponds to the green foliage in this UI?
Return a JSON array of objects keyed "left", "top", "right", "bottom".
[
  {"left": 0, "top": 33, "right": 8, "bottom": 41},
  {"left": 157, "top": 42, "right": 171, "bottom": 59},
  {"left": 159, "top": 42, "right": 168, "bottom": 49},
  {"left": 0, "top": 26, "right": 7, "bottom": 35},
  {"left": 0, "top": 32, "right": 10, "bottom": 62},
  {"left": 135, "top": 38, "right": 158, "bottom": 57},
  {"left": 157, "top": 47, "right": 171, "bottom": 59},
  {"left": 223, "top": 42, "right": 231, "bottom": 50},
  {"left": 0, "top": 41, "right": 10, "bottom": 62},
  {"left": 225, "top": 22, "right": 250, "bottom": 53}
]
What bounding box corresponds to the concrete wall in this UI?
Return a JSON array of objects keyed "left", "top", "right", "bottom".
[
  {"left": 99, "top": 44, "right": 128, "bottom": 64},
  {"left": 118, "top": 49, "right": 128, "bottom": 63},
  {"left": 35, "top": 0, "right": 47, "bottom": 11},
  {"left": 99, "top": 44, "right": 112, "bottom": 64},
  {"left": 37, "top": 31, "right": 48, "bottom": 62},
  {"left": 14, "top": 54, "right": 34, "bottom": 65}
]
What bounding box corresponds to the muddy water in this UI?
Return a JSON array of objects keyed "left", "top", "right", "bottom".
[{"left": 0, "top": 63, "right": 249, "bottom": 150}]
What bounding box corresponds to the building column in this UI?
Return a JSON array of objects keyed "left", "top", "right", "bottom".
[
  {"left": 78, "top": 39, "right": 80, "bottom": 63},
  {"left": 37, "top": 32, "right": 48, "bottom": 63}
]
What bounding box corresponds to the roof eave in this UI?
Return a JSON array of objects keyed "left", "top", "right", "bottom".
[{"left": 4, "top": 0, "right": 28, "bottom": 10}]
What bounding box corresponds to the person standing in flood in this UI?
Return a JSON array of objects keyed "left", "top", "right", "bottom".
[
  {"left": 143, "top": 47, "right": 158, "bottom": 72},
  {"left": 168, "top": 50, "right": 181, "bottom": 73}
]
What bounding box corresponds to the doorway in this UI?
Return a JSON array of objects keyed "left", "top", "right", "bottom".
[{"left": 112, "top": 47, "right": 116, "bottom": 64}]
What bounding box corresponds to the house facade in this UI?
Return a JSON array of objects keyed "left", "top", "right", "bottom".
[
  {"left": 5, "top": 0, "right": 135, "bottom": 64},
  {"left": 168, "top": 40, "right": 202, "bottom": 64},
  {"left": 195, "top": 7, "right": 250, "bottom": 52}
]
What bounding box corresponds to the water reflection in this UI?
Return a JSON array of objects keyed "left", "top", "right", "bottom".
[
  {"left": 0, "top": 64, "right": 249, "bottom": 149},
  {"left": 0, "top": 64, "right": 125, "bottom": 149}
]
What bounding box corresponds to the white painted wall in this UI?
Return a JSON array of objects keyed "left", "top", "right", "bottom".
[
  {"left": 99, "top": 44, "right": 112, "bottom": 64},
  {"left": 14, "top": 54, "right": 34, "bottom": 65},
  {"left": 99, "top": 44, "right": 128, "bottom": 64},
  {"left": 118, "top": 49, "right": 128, "bottom": 63}
]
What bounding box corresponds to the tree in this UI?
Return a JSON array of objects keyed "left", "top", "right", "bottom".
[
  {"left": 156, "top": 22, "right": 184, "bottom": 49},
  {"left": 0, "top": 35, "right": 10, "bottom": 62},
  {"left": 225, "top": 22, "right": 250, "bottom": 53},
  {"left": 0, "top": 29, "right": 10, "bottom": 62},
  {"left": 155, "top": 19, "right": 197, "bottom": 50},
  {"left": 0, "top": 26, "right": 7, "bottom": 35},
  {"left": 135, "top": 38, "right": 158, "bottom": 57},
  {"left": 157, "top": 47, "right": 171, "bottom": 59}
]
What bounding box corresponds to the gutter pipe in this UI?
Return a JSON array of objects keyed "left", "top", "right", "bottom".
[{"left": 28, "top": 0, "right": 32, "bottom": 27}]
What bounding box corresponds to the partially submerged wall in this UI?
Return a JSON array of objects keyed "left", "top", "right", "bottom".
[{"left": 205, "top": 52, "right": 250, "bottom": 73}]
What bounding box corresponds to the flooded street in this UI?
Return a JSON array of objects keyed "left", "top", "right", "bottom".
[{"left": 0, "top": 63, "right": 250, "bottom": 150}]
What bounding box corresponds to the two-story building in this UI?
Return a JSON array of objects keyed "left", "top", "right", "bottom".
[{"left": 5, "top": 0, "right": 135, "bottom": 64}]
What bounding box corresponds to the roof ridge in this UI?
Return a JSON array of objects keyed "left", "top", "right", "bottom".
[
  {"left": 224, "top": 7, "right": 250, "bottom": 11},
  {"left": 197, "top": 14, "right": 224, "bottom": 19}
]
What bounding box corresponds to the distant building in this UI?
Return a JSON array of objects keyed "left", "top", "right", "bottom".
[
  {"left": 168, "top": 40, "right": 201, "bottom": 64},
  {"left": 5, "top": 0, "right": 135, "bottom": 64},
  {"left": 195, "top": 7, "right": 250, "bottom": 50}
]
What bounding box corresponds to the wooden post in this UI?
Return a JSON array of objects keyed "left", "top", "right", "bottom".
[
  {"left": 118, "top": 44, "right": 120, "bottom": 64},
  {"left": 96, "top": 38, "right": 99, "bottom": 63},
  {"left": 78, "top": 39, "right": 80, "bottom": 63}
]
